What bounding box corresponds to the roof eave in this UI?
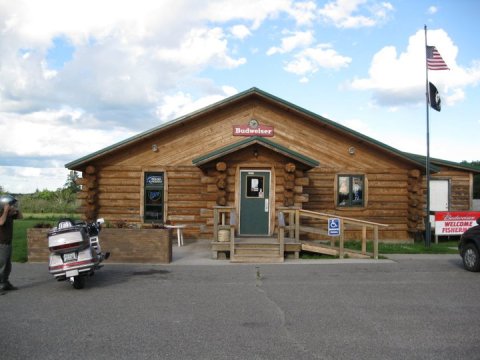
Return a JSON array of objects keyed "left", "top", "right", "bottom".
[{"left": 192, "top": 136, "right": 319, "bottom": 169}]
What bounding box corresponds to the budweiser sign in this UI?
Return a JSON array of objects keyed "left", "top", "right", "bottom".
[
  {"left": 434, "top": 211, "right": 480, "bottom": 235},
  {"left": 233, "top": 119, "right": 274, "bottom": 137}
]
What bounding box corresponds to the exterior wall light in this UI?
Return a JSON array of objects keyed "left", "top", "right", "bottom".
[
  {"left": 348, "top": 146, "right": 356, "bottom": 155},
  {"left": 152, "top": 144, "right": 158, "bottom": 152}
]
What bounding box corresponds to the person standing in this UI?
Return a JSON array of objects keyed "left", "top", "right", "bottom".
[{"left": 0, "top": 194, "right": 22, "bottom": 295}]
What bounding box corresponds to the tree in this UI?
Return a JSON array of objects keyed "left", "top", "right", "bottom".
[
  {"left": 18, "top": 173, "right": 80, "bottom": 214},
  {"left": 64, "top": 171, "right": 81, "bottom": 193},
  {"left": 461, "top": 161, "right": 480, "bottom": 199}
]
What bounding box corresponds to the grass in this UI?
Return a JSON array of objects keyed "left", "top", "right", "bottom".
[
  {"left": 13, "top": 216, "right": 460, "bottom": 262},
  {"left": 22, "top": 213, "right": 79, "bottom": 220},
  {"left": 12, "top": 213, "right": 80, "bottom": 262},
  {"left": 300, "top": 240, "right": 459, "bottom": 259},
  {"left": 344, "top": 240, "right": 459, "bottom": 254},
  {"left": 13, "top": 214, "right": 81, "bottom": 262},
  {"left": 12, "top": 219, "right": 55, "bottom": 262}
]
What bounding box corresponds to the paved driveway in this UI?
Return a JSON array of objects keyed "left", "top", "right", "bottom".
[{"left": 1, "top": 252, "right": 479, "bottom": 360}]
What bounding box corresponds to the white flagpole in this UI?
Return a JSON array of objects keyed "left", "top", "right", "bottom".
[{"left": 424, "top": 25, "right": 432, "bottom": 247}]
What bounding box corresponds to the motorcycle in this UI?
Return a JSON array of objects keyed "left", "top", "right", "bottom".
[{"left": 48, "top": 218, "right": 110, "bottom": 289}]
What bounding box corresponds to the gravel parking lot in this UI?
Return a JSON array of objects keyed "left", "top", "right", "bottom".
[{"left": 1, "top": 251, "right": 479, "bottom": 360}]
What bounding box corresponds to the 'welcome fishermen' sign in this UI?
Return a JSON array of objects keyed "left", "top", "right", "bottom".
[{"left": 434, "top": 211, "right": 480, "bottom": 235}]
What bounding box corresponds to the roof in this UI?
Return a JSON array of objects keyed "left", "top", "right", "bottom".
[
  {"left": 404, "top": 153, "right": 480, "bottom": 174},
  {"left": 192, "top": 136, "right": 320, "bottom": 168},
  {"left": 65, "top": 87, "right": 475, "bottom": 174}
]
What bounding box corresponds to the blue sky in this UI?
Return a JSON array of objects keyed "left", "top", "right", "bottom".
[{"left": 0, "top": 0, "right": 479, "bottom": 193}]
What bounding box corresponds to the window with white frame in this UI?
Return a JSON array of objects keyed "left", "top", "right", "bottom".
[{"left": 337, "top": 175, "right": 364, "bottom": 207}]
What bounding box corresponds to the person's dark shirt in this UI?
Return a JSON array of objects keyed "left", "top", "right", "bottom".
[{"left": 0, "top": 212, "right": 19, "bottom": 245}]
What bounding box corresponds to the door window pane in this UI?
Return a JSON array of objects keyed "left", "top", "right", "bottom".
[{"left": 246, "top": 176, "right": 264, "bottom": 198}]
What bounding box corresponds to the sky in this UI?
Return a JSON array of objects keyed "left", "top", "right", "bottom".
[{"left": 0, "top": 0, "right": 479, "bottom": 194}]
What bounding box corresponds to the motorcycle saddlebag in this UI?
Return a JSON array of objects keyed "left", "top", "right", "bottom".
[{"left": 48, "top": 226, "right": 89, "bottom": 254}]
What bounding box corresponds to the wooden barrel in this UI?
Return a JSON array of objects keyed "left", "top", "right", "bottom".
[{"left": 218, "top": 229, "right": 230, "bottom": 242}]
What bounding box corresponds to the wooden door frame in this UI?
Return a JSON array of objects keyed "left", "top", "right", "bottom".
[{"left": 235, "top": 164, "right": 276, "bottom": 236}]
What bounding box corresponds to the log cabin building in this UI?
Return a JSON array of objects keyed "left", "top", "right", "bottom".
[{"left": 66, "top": 88, "right": 479, "bottom": 249}]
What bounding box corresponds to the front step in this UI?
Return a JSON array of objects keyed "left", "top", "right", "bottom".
[
  {"left": 231, "top": 242, "right": 284, "bottom": 263},
  {"left": 234, "top": 247, "right": 281, "bottom": 256}
]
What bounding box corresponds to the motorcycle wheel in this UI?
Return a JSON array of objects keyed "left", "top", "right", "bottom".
[{"left": 72, "top": 276, "right": 86, "bottom": 289}]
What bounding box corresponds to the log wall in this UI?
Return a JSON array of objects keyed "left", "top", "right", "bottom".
[
  {"left": 304, "top": 168, "right": 411, "bottom": 241},
  {"left": 431, "top": 168, "right": 472, "bottom": 211},
  {"left": 69, "top": 96, "right": 476, "bottom": 243}
]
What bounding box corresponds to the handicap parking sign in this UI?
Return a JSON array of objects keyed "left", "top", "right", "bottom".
[{"left": 328, "top": 218, "right": 340, "bottom": 236}]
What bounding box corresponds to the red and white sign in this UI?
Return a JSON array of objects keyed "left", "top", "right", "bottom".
[
  {"left": 434, "top": 211, "right": 480, "bottom": 235},
  {"left": 233, "top": 120, "right": 274, "bottom": 137}
]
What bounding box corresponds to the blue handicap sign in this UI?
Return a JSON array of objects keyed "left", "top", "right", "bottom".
[{"left": 328, "top": 218, "right": 340, "bottom": 236}]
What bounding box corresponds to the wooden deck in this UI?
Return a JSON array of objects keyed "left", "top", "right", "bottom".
[{"left": 211, "top": 207, "right": 384, "bottom": 263}]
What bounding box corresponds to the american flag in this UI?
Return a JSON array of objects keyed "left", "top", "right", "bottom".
[{"left": 426, "top": 46, "right": 449, "bottom": 70}]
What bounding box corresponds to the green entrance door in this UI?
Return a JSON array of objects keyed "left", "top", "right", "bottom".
[{"left": 240, "top": 170, "right": 270, "bottom": 236}]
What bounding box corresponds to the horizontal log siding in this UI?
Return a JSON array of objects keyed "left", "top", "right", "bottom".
[
  {"left": 71, "top": 97, "right": 475, "bottom": 244},
  {"left": 95, "top": 166, "right": 142, "bottom": 224},
  {"left": 166, "top": 166, "right": 203, "bottom": 238},
  {"left": 304, "top": 168, "right": 410, "bottom": 241},
  {"left": 93, "top": 165, "right": 206, "bottom": 238},
  {"left": 431, "top": 168, "right": 472, "bottom": 211}
]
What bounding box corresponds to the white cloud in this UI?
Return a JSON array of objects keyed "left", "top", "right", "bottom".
[
  {"left": 0, "top": 1, "right": 256, "bottom": 116},
  {"left": 349, "top": 29, "right": 480, "bottom": 107},
  {"left": 230, "top": 25, "right": 252, "bottom": 40},
  {"left": 2, "top": 0, "right": 316, "bottom": 193},
  {"left": 283, "top": 43, "right": 352, "bottom": 80},
  {"left": 0, "top": 109, "right": 136, "bottom": 158},
  {"left": 0, "top": 166, "right": 70, "bottom": 193},
  {"left": 156, "top": 86, "right": 239, "bottom": 120},
  {"left": 266, "top": 30, "right": 314, "bottom": 55},
  {"left": 156, "top": 27, "right": 246, "bottom": 69},
  {"left": 427, "top": 6, "right": 438, "bottom": 15},
  {"left": 202, "top": 0, "right": 292, "bottom": 29},
  {"left": 287, "top": 1, "right": 318, "bottom": 25},
  {"left": 318, "top": 0, "right": 394, "bottom": 28},
  {"left": 445, "top": 88, "right": 464, "bottom": 106}
]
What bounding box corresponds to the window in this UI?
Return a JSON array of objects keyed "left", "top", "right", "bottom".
[
  {"left": 338, "top": 175, "right": 364, "bottom": 207},
  {"left": 144, "top": 172, "right": 164, "bottom": 223},
  {"left": 246, "top": 175, "right": 265, "bottom": 198}
]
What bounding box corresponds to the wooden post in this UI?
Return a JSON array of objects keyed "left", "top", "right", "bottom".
[
  {"left": 374, "top": 226, "right": 379, "bottom": 260},
  {"left": 288, "top": 210, "right": 294, "bottom": 239},
  {"left": 362, "top": 225, "right": 367, "bottom": 254},
  {"left": 339, "top": 220, "right": 344, "bottom": 259},
  {"left": 278, "top": 212, "right": 285, "bottom": 257},
  {"left": 330, "top": 220, "right": 335, "bottom": 247},
  {"left": 213, "top": 208, "right": 219, "bottom": 242},
  {"left": 230, "top": 226, "right": 235, "bottom": 258},
  {"left": 295, "top": 209, "right": 300, "bottom": 242}
]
